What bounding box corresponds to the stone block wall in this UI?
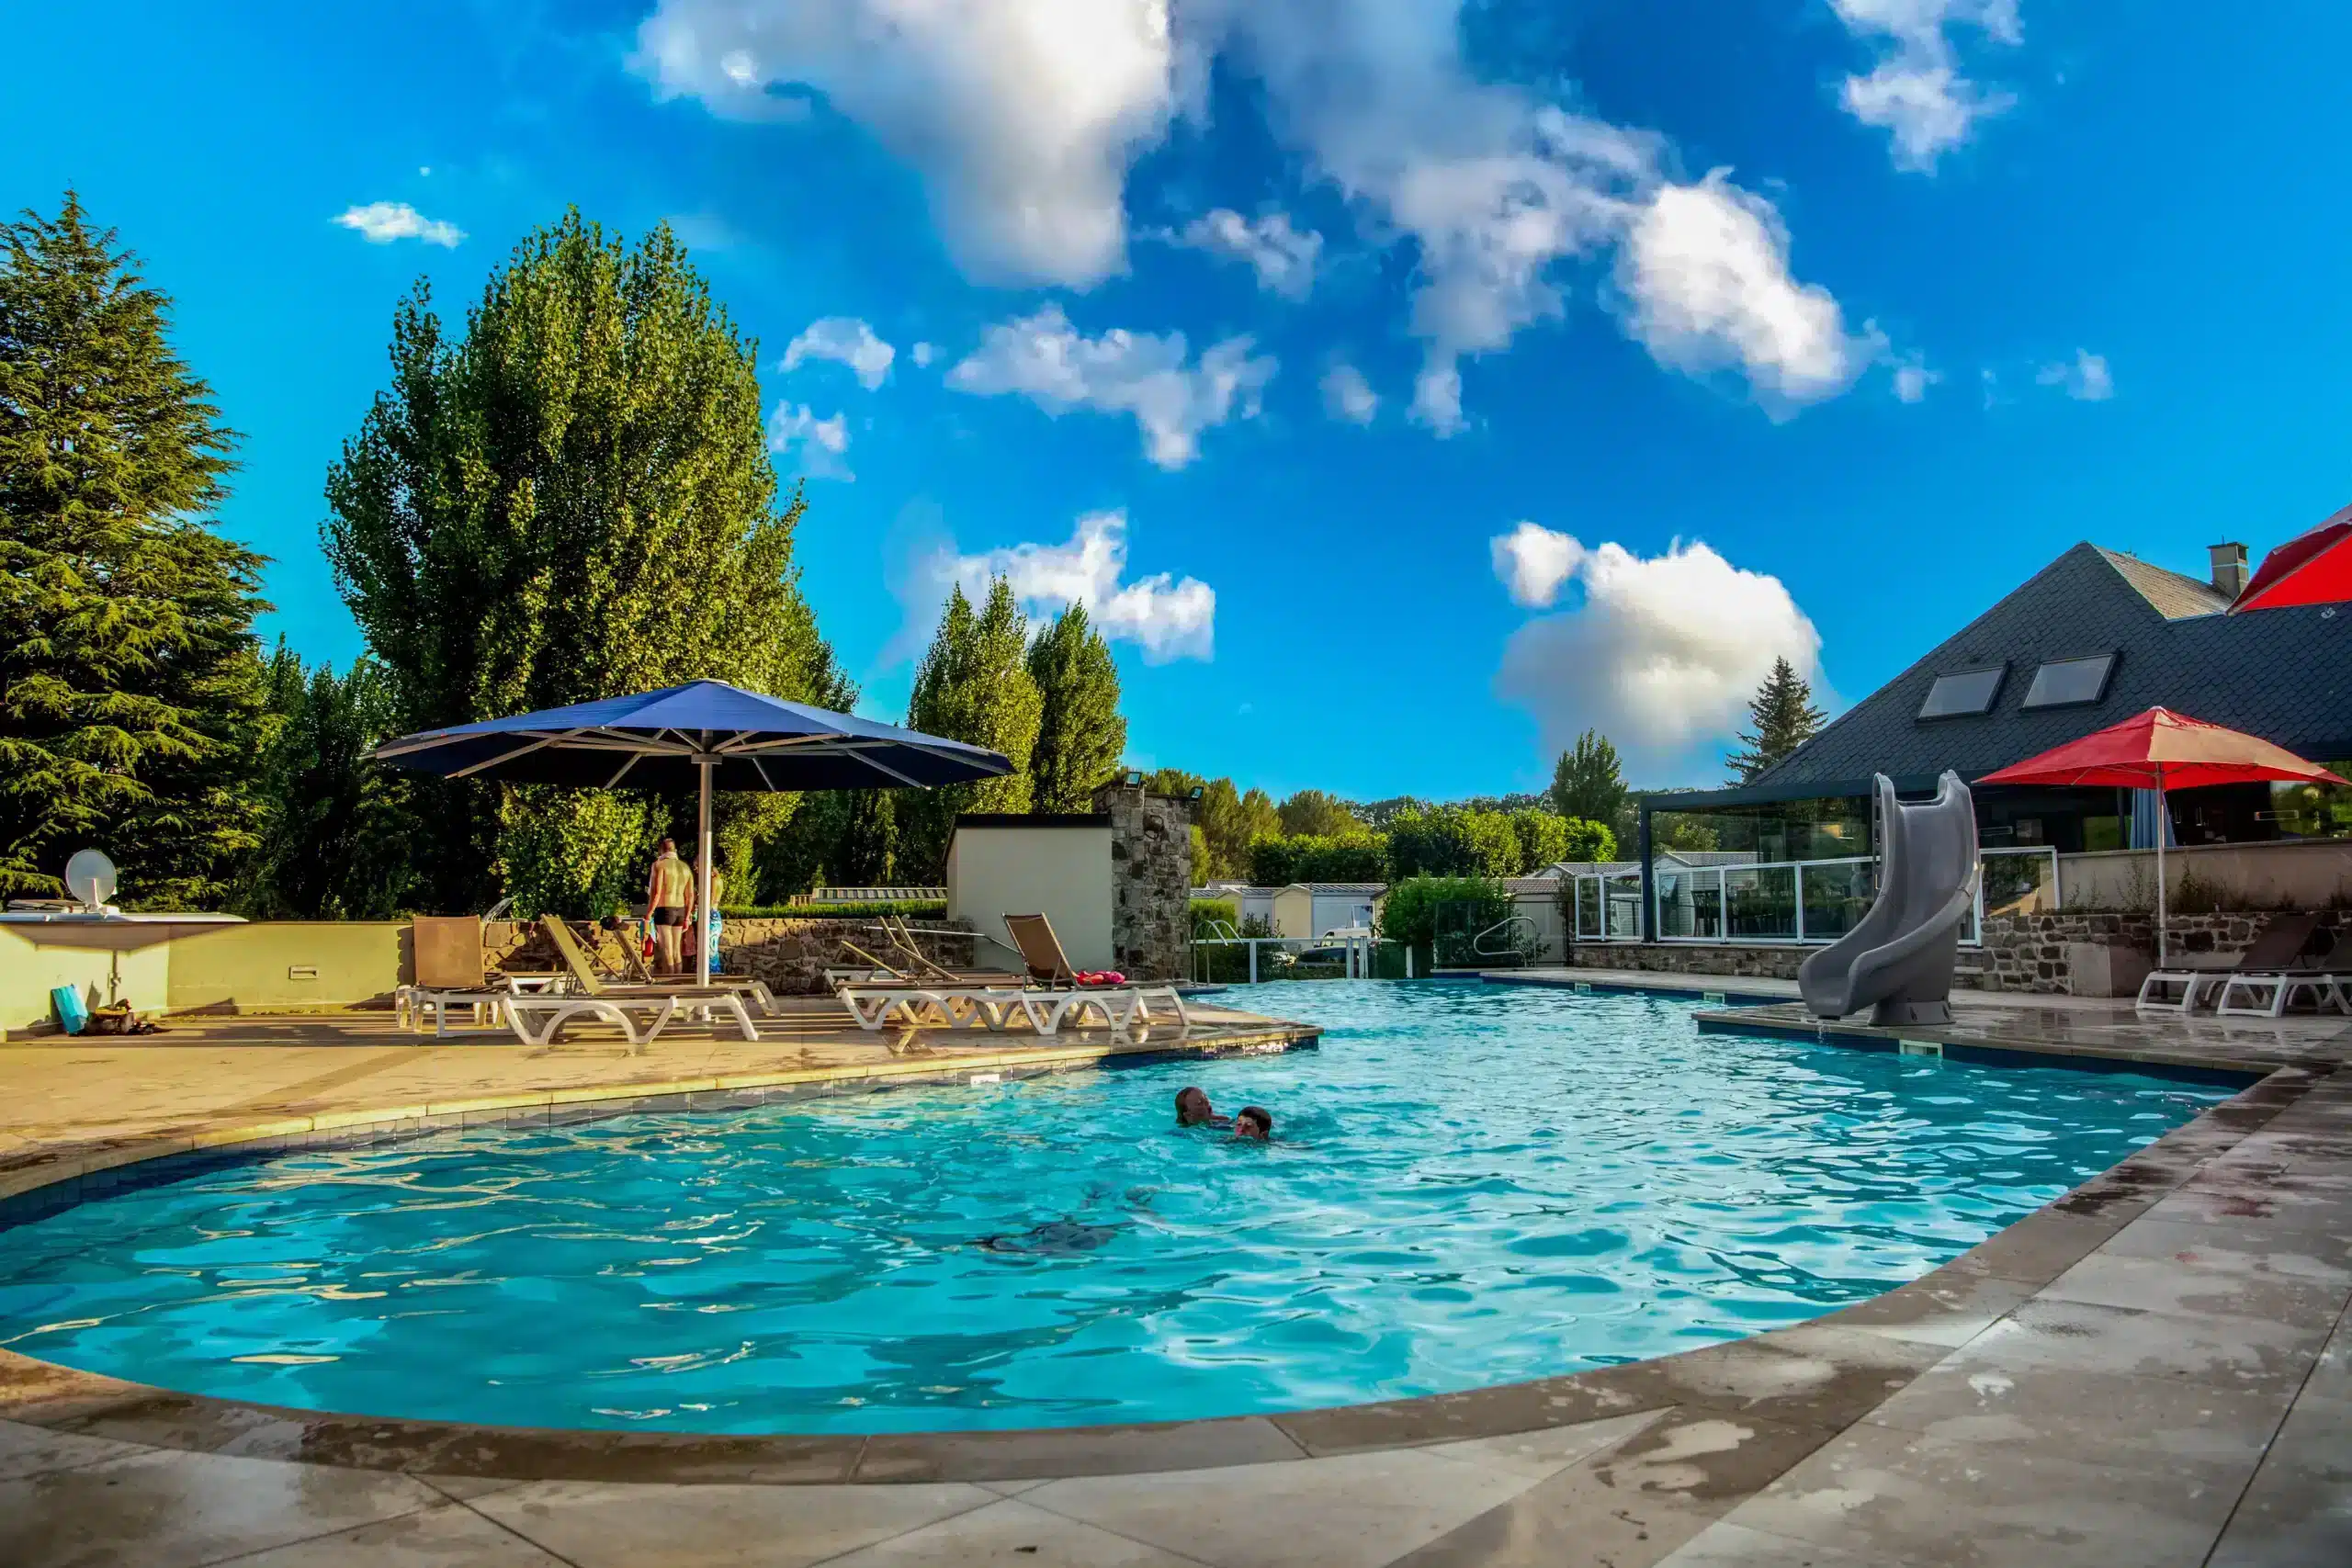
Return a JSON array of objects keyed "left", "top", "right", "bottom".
[
  {"left": 1971, "top": 909, "right": 2347, "bottom": 995},
  {"left": 486, "top": 917, "right": 976, "bottom": 995},
  {"left": 1564, "top": 942, "right": 1811, "bottom": 980},
  {"left": 1093, "top": 780, "right": 1193, "bottom": 981}
]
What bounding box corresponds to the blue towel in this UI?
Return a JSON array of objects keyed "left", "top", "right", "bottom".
[{"left": 51, "top": 986, "right": 88, "bottom": 1035}]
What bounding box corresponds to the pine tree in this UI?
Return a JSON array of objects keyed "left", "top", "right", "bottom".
[
  {"left": 1024, "top": 603, "right": 1125, "bottom": 813},
  {"left": 1726, "top": 658, "right": 1826, "bottom": 784},
  {"left": 899, "top": 578, "right": 1043, "bottom": 877},
  {"left": 322, "top": 210, "right": 839, "bottom": 914},
  {"left": 0, "top": 192, "right": 269, "bottom": 907},
  {"left": 1550, "top": 729, "right": 1628, "bottom": 827}
]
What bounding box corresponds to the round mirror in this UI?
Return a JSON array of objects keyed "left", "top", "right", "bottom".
[{"left": 63, "top": 848, "right": 118, "bottom": 911}]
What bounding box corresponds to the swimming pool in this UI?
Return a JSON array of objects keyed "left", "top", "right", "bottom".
[{"left": 0, "top": 982, "right": 2229, "bottom": 1433}]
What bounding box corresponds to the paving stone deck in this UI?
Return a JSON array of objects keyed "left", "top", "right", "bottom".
[{"left": 2, "top": 987, "right": 2346, "bottom": 1566}]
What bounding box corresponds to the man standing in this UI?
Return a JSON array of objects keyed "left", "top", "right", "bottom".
[{"left": 646, "top": 838, "right": 693, "bottom": 976}]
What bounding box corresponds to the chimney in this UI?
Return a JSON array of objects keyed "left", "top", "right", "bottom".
[{"left": 2208, "top": 541, "right": 2249, "bottom": 599}]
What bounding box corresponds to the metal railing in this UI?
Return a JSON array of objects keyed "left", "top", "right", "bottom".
[
  {"left": 1192, "top": 931, "right": 1384, "bottom": 983},
  {"left": 1567, "top": 847, "right": 2061, "bottom": 947}
]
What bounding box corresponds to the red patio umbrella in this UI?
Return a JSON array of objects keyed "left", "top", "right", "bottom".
[{"left": 1976, "top": 707, "right": 2345, "bottom": 964}]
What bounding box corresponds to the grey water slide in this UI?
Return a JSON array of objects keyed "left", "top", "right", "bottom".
[{"left": 1798, "top": 772, "right": 1978, "bottom": 1027}]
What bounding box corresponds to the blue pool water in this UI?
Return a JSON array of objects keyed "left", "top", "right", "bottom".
[{"left": 0, "top": 982, "right": 2227, "bottom": 1433}]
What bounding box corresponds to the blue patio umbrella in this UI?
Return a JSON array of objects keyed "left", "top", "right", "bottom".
[{"left": 370, "top": 680, "right": 1013, "bottom": 983}]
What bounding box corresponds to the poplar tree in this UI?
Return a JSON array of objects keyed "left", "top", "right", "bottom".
[
  {"left": 1025, "top": 603, "right": 1125, "bottom": 814},
  {"left": 0, "top": 192, "right": 268, "bottom": 907},
  {"left": 323, "top": 210, "right": 839, "bottom": 914},
  {"left": 899, "top": 578, "right": 1042, "bottom": 876},
  {"left": 1727, "top": 658, "right": 1826, "bottom": 783}
]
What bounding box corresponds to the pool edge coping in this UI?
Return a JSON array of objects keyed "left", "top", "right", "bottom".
[{"left": 0, "top": 1029, "right": 2326, "bottom": 1485}]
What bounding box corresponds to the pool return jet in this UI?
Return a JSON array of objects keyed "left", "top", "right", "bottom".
[{"left": 1798, "top": 772, "right": 1977, "bottom": 1028}]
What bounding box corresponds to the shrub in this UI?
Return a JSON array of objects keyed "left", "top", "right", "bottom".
[
  {"left": 1190, "top": 897, "right": 1238, "bottom": 937},
  {"left": 1247, "top": 831, "right": 1387, "bottom": 886},
  {"left": 718, "top": 899, "right": 948, "bottom": 919},
  {"left": 1375, "top": 874, "right": 1512, "bottom": 949}
]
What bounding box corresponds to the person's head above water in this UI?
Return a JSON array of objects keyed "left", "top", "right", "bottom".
[
  {"left": 1234, "top": 1106, "right": 1272, "bottom": 1140},
  {"left": 1175, "top": 1086, "right": 1215, "bottom": 1126}
]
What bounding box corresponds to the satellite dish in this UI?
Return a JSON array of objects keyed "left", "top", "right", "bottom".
[{"left": 64, "top": 849, "right": 118, "bottom": 912}]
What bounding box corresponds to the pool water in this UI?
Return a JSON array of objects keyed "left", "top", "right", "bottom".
[{"left": 0, "top": 982, "right": 2227, "bottom": 1433}]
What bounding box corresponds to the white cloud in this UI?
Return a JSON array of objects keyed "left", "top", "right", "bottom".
[
  {"left": 630, "top": 0, "right": 1180, "bottom": 285},
  {"left": 1170, "top": 208, "right": 1321, "bottom": 297},
  {"left": 633, "top": 3, "right": 1867, "bottom": 426},
  {"left": 1321, "top": 363, "right": 1378, "bottom": 424},
  {"left": 782, "top": 316, "right": 896, "bottom": 389},
  {"left": 910, "top": 342, "right": 939, "bottom": 367},
  {"left": 2037, "top": 348, "right": 2113, "bottom": 401},
  {"left": 1492, "top": 525, "right": 1825, "bottom": 765},
  {"left": 909, "top": 510, "right": 1216, "bottom": 663},
  {"left": 1490, "top": 521, "right": 1585, "bottom": 609},
  {"left": 944, "top": 304, "right": 1274, "bottom": 468},
  {"left": 334, "top": 201, "right": 464, "bottom": 247},
  {"left": 766, "top": 402, "right": 852, "bottom": 480},
  {"left": 1618, "top": 175, "right": 1868, "bottom": 409},
  {"left": 1892, "top": 356, "right": 1939, "bottom": 403},
  {"left": 1830, "top": 0, "right": 2022, "bottom": 171}
]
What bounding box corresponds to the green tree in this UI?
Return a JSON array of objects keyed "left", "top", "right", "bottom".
[
  {"left": 1726, "top": 659, "right": 1826, "bottom": 784},
  {"left": 1277, "top": 788, "right": 1357, "bottom": 838},
  {"left": 0, "top": 192, "right": 270, "bottom": 907},
  {"left": 1025, "top": 603, "right": 1125, "bottom": 813},
  {"left": 1550, "top": 729, "right": 1628, "bottom": 827},
  {"left": 1194, "top": 778, "right": 1280, "bottom": 879},
  {"left": 1509, "top": 808, "right": 1569, "bottom": 873},
  {"left": 1142, "top": 766, "right": 1204, "bottom": 796},
  {"left": 1560, "top": 817, "right": 1616, "bottom": 863},
  {"left": 322, "top": 210, "right": 838, "bottom": 915},
  {"left": 1387, "top": 805, "right": 1517, "bottom": 879},
  {"left": 239, "top": 647, "right": 419, "bottom": 918},
  {"left": 899, "top": 577, "right": 1042, "bottom": 877}
]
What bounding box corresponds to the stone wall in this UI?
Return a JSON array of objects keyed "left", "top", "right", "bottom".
[
  {"left": 1564, "top": 942, "right": 1811, "bottom": 980},
  {"left": 486, "top": 917, "right": 977, "bottom": 995},
  {"left": 1972, "top": 909, "right": 2348, "bottom": 995},
  {"left": 1093, "top": 780, "right": 1193, "bottom": 981}
]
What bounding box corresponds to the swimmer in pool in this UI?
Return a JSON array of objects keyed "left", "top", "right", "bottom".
[
  {"left": 1233, "top": 1106, "right": 1272, "bottom": 1141},
  {"left": 1175, "top": 1086, "right": 1230, "bottom": 1128}
]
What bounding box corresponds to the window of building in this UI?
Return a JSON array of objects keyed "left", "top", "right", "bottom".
[
  {"left": 1918, "top": 665, "right": 2005, "bottom": 719},
  {"left": 2021, "top": 653, "right": 2117, "bottom": 709}
]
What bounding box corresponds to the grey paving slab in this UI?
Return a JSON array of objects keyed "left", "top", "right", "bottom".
[
  {"left": 470, "top": 1478, "right": 1001, "bottom": 1568},
  {"left": 2305, "top": 1312, "right": 2352, "bottom": 1404},
  {"left": 2094, "top": 1216, "right": 2352, "bottom": 1282},
  {"left": 2039, "top": 1247, "right": 2349, "bottom": 1329},
  {"left": 0, "top": 1416, "right": 147, "bottom": 1480},
  {"left": 0, "top": 1447, "right": 446, "bottom": 1568},
  {"left": 210, "top": 1503, "right": 573, "bottom": 1567},
  {"left": 818, "top": 1496, "right": 1213, "bottom": 1567},
  {"left": 1957, "top": 1295, "right": 2325, "bottom": 1395},
  {"left": 1417, "top": 1409, "right": 1664, "bottom": 1482},
  {"left": 2207, "top": 1393, "right": 2352, "bottom": 1568},
  {"left": 1859, "top": 1356, "right": 2295, "bottom": 1472},
  {"left": 1020, "top": 1448, "right": 1532, "bottom": 1568},
  {"left": 1722, "top": 1425, "right": 2240, "bottom": 1568},
  {"left": 1653, "top": 1518, "right": 1894, "bottom": 1567}
]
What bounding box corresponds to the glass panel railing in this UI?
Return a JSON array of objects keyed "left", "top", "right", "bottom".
[
  {"left": 1798, "top": 859, "right": 1877, "bottom": 943},
  {"left": 1725, "top": 864, "right": 1798, "bottom": 941},
  {"left": 1606, "top": 874, "right": 1642, "bottom": 940},
  {"left": 1576, "top": 877, "right": 1603, "bottom": 940}
]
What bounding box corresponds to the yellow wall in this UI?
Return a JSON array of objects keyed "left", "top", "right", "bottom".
[
  {"left": 163, "top": 922, "right": 408, "bottom": 1013},
  {"left": 1271, "top": 886, "right": 1314, "bottom": 939},
  {"left": 0, "top": 920, "right": 410, "bottom": 1036},
  {"left": 948, "top": 825, "right": 1114, "bottom": 972},
  {"left": 0, "top": 926, "right": 175, "bottom": 1035}
]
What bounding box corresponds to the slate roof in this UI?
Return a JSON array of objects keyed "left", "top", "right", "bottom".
[{"left": 1681, "top": 542, "right": 2352, "bottom": 807}]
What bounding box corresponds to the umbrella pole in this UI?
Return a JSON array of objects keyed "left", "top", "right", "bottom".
[
  {"left": 2155, "top": 779, "right": 2167, "bottom": 969},
  {"left": 697, "top": 757, "right": 714, "bottom": 987}
]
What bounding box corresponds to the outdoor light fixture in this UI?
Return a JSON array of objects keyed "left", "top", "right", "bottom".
[
  {"left": 1189, "top": 786, "right": 1204, "bottom": 800},
  {"left": 1124, "top": 770, "right": 1143, "bottom": 786}
]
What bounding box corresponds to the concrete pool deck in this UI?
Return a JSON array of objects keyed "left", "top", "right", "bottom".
[{"left": 2, "top": 987, "right": 2347, "bottom": 1566}]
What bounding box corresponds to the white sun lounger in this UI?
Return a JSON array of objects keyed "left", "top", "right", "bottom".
[
  {"left": 837, "top": 982, "right": 1188, "bottom": 1038},
  {"left": 500, "top": 991, "right": 761, "bottom": 1054},
  {"left": 2214, "top": 972, "right": 2348, "bottom": 1019}
]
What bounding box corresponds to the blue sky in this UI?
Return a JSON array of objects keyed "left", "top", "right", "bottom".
[{"left": 9, "top": 2, "right": 2349, "bottom": 799}]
